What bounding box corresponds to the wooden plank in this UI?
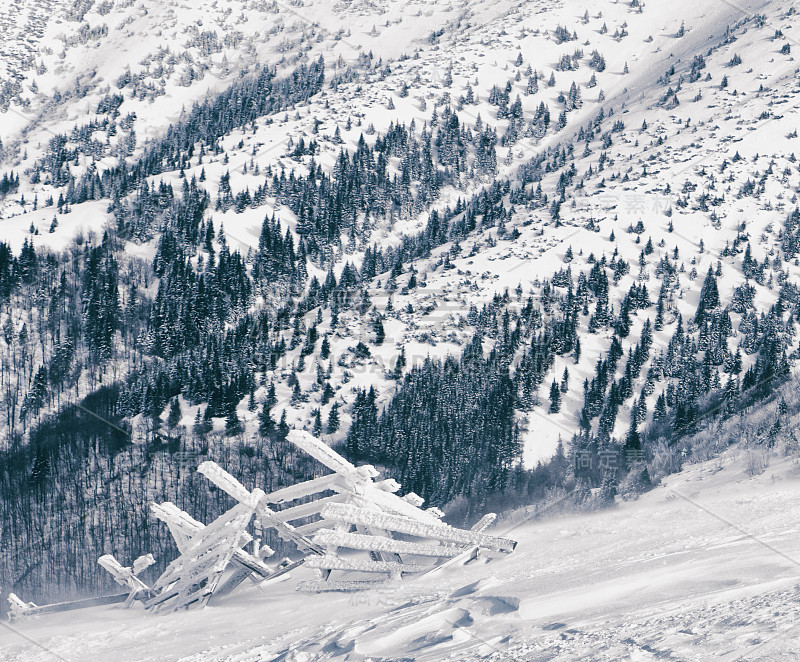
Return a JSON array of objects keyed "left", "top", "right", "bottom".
[
  {"left": 213, "top": 550, "right": 293, "bottom": 599},
  {"left": 197, "top": 461, "right": 261, "bottom": 507},
  {"left": 260, "top": 557, "right": 306, "bottom": 583},
  {"left": 97, "top": 554, "right": 153, "bottom": 606},
  {"left": 360, "top": 486, "right": 443, "bottom": 526},
  {"left": 355, "top": 523, "right": 386, "bottom": 563},
  {"left": 8, "top": 593, "right": 130, "bottom": 619},
  {"left": 294, "top": 518, "right": 330, "bottom": 536},
  {"left": 471, "top": 513, "right": 497, "bottom": 533},
  {"left": 372, "top": 478, "right": 402, "bottom": 494},
  {"left": 274, "top": 494, "right": 347, "bottom": 522},
  {"left": 151, "top": 502, "right": 217, "bottom": 554},
  {"left": 214, "top": 557, "right": 307, "bottom": 602},
  {"left": 296, "top": 579, "right": 389, "bottom": 592},
  {"left": 256, "top": 511, "right": 326, "bottom": 555},
  {"left": 347, "top": 493, "right": 402, "bottom": 565},
  {"left": 6, "top": 593, "right": 36, "bottom": 622},
  {"left": 322, "top": 503, "right": 517, "bottom": 553},
  {"left": 286, "top": 430, "right": 360, "bottom": 477},
  {"left": 313, "top": 529, "right": 462, "bottom": 559},
  {"left": 264, "top": 473, "right": 343, "bottom": 504},
  {"left": 230, "top": 547, "right": 274, "bottom": 578},
  {"left": 305, "top": 555, "right": 428, "bottom": 575},
  {"left": 324, "top": 481, "right": 439, "bottom": 525},
  {"left": 213, "top": 565, "right": 256, "bottom": 599}
]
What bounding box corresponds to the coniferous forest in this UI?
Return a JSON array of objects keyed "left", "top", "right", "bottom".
[{"left": 2, "top": 14, "right": 800, "bottom": 609}]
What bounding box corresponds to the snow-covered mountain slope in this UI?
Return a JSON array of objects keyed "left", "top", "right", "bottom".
[
  {"left": 3, "top": 0, "right": 799, "bottom": 463},
  {"left": 3, "top": 426, "right": 800, "bottom": 661},
  {"left": 0, "top": 0, "right": 462, "bottom": 151},
  {"left": 3, "top": 0, "right": 800, "bottom": 620}
]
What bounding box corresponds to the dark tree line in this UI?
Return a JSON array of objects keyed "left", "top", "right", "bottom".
[
  {"left": 347, "top": 333, "right": 520, "bottom": 507},
  {"left": 2, "top": 27, "right": 799, "bottom": 610}
]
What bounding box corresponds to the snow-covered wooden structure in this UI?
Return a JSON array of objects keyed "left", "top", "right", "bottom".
[
  {"left": 6, "top": 591, "right": 135, "bottom": 622},
  {"left": 7, "top": 554, "right": 156, "bottom": 621},
  {"left": 8, "top": 430, "right": 516, "bottom": 619},
  {"left": 97, "top": 553, "right": 155, "bottom": 606}
]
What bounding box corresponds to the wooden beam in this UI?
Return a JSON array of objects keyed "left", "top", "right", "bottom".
[
  {"left": 273, "top": 494, "right": 347, "bottom": 522},
  {"left": 264, "top": 473, "right": 343, "bottom": 504},
  {"left": 322, "top": 503, "right": 517, "bottom": 553},
  {"left": 197, "top": 461, "right": 260, "bottom": 507},
  {"left": 313, "top": 529, "right": 462, "bottom": 558},
  {"left": 305, "top": 555, "right": 427, "bottom": 575},
  {"left": 294, "top": 519, "right": 330, "bottom": 536},
  {"left": 256, "top": 511, "right": 326, "bottom": 555},
  {"left": 8, "top": 593, "right": 130, "bottom": 620},
  {"left": 286, "top": 430, "right": 361, "bottom": 477},
  {"left": 471, "top": 513, "right": 497, "bottom": 532},
  {"left": 97, "top": 554, "right": 153, "bottom": 607},
  {"left": 197, "top": 461, "right": 325, "bottom": 555},
  {"left": 296, "top": 579, "right": 389, "bottom": 592}
]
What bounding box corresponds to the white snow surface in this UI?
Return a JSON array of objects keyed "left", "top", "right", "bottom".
[{"left": 3, "top": 449, "right": 800, "bottom": 661}]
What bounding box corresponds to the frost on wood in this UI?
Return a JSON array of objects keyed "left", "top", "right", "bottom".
[
  {"left": 199, "top": 458, "right": 325, "bottom": 555},
  {"left": 304, "top": 555, "right": 428, "bottom": 576},
  {"left": 320, "top": 503, "right": 517, "bottom": 553},
  {"left": 97, "top": 554, "right": 154, "bottom": 606},
  {"left": 82, "top": 431, "right": 516, "bottom": 614},
  {"left": 277, "top": 433, "right": 516, "bottom": 591},
  {"left": 7, "top": 593, "right": 37, "bottom": 622},
  {"left": 296, "top": 579, "right": 391, "bottom": 593},
  {"left": 151, "top": 501, "right": 275, "bottom": 575},
  {"left": 471, "top": 513, "right": 497, "bottom": 533},
  {"left": 314, "top": 528, "right": 464, "bottom": 558},
  {"left": 146, "top": 495, "right": 265, "bottom": 613}
]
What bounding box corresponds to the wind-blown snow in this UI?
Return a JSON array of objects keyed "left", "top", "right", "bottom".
[{"left": 3, "top": 448, "right": 799, "bottom": 661}]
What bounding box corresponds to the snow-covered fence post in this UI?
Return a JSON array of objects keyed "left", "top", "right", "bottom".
[
  {"left": 144, "top": 482, "right": 267, "bottom": 613},
  {"left": 97, "top": 553, "right": 155, "bottom": 606},
  {"left": 197, "top": 460, "right": 326, "bottom": 555},
  {"left": 6, "top": 594, "right": 37, "bottom": 622}
]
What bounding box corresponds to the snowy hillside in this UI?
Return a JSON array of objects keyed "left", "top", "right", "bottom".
[
  {"left": 2, "top": 0, "right": 800, "bottom": 638},
  {"left": 3, "top": 397, "right": 800, "bottom": 660},
  {"left": 2, "top": 0, "right": 798, "bottom": 457}
]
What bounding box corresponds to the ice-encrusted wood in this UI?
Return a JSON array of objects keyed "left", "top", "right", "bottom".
[
  {"left": 97, "top": 554, "right": 154, "bottom": 606},
  {"left": 95, "top": 430, "right": 517, "bottom": 610},
  {"left": 264, "top": 473, "right": 343, "bottom": 504},
  {"left": 304, "top": 555, "right": 427, "bottom": 575},
  {"left": 296, "top": 579, "right": 390, "bottom": 592},
  {"left": 145, "top": 492, "right": 264, "bottom": 613},
  {"left": 313, "top": 529, "right": 463, "bottom": 558},
  {"left": 7, "top": 593, "right": 37, "bottom": 622},
  {"left": 321, "top": 503, "right": 516, "bottom": 553},
  {"left": 151, "top": 501, "right": 275, "bottom": 577},
  {"left": 198, "top": 460, "right": 325, "bottom": 555}
]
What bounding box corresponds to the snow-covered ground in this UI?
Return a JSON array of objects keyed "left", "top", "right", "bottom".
[
  {"left": 3, "top": 0, "right": 800, "bottom": 652},
  {"left": 3, "top": 447, "right": 799, "bottom": 661}
]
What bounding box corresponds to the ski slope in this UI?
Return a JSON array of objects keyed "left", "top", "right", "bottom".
[{"left": 3, "top": 446, "right": 799, "bottom": 661}]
